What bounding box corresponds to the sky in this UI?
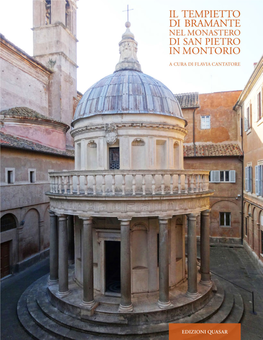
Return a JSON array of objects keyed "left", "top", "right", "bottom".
[{"left": 0, "top": 0, "right": 262, "bottom": 95}]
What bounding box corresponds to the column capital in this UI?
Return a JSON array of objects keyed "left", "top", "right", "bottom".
[
  {"left": 159, "top": 216, "right": 172, "bottom": 222},
  {"left": 188, "top": 213, "right": 199, "bottom": 221},
  {"left": 57, "top": 214, "right": 67, "bottom": 220},
  {"left": 201, "top": 209, "right": 211, "bottom": 216},
  {"left": 118, "top": 218, "right": 132, "bottom": 222},
  {"left": 79, "top": 216, "right": 92, "bottom": 221},
  {"left": 49, "top": 210, "right": 56, "bottom": 216}
]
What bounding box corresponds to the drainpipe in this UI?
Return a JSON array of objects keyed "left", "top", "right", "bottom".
[
  {"left": 236, "top": 103, "right": 244, "bottom": 245},
  {"left": 193, "top": 108, "right": 197, "bottom": 156}
]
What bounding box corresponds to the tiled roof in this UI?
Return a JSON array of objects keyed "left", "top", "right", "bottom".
[
  {"left": 174, "top": 92, "right": 199, "bottom": 109},
  {"left": 184, "top": 143, "right": 243, "bottom": 157},
  {"left": 0, "top": 132, "right": 74, "bottom": 157},
  {"left": 0, "top": 107, "right": 65, "bottom": 125}
]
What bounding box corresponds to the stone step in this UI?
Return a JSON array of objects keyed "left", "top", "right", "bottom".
[
  {"left": 174, "top": 282, "right": 225, "bottom": 323},
  {"left": 225, "top": 289, "right": 244, "bottom": 323},
  {"left": 17, "top": 284, "right": 59, "bottom": 340},
  {"left": 36, "top": 286, "right": 170, "bottom": 337}
]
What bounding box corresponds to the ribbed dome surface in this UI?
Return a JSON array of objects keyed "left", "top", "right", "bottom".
[{"left": 73, "top": 70, "right": 183, "bottom": 122}]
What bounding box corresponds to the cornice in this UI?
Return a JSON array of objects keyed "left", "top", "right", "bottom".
[{"left": 70, "top": 122, "right": 188, "bottom": 138}]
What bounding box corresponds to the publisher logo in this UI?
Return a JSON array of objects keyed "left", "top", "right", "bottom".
[{"left": 169, "top": 323, "right": 241, "bottom": 339}]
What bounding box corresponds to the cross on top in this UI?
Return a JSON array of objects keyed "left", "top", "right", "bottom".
[{"left": 123, "top": 4, "right": 134, "bottom": 22}]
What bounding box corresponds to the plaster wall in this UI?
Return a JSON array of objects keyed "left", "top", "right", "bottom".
[
  {"left": 0, "top": 57, "right": 50, "bottom": 115},
  {"left": 184, "top": 156, "right": 242, "bottom": 239}
]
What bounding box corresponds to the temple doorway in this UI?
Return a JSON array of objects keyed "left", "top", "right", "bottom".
[{"left": 105, "top": 240, "right": 121, "bottom": 294}]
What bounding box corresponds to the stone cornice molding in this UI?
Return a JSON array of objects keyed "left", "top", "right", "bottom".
[
  {"left": 34, "top": 51, "right": 78, "bottom": 68},
  {"left": 1, "top": 116, "right": 69, "bottom": 133},
  {"left": 32, "top": 22, "right": 78, "bottom": 42},
  {"left": 71, "top": 122, "right": 187, "bottom": 138}
]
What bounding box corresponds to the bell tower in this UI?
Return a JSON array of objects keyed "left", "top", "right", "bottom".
[{"left": 33, "top": 0, "right": 78, "bottom": 147}]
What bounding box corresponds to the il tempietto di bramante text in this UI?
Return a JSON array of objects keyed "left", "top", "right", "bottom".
[{"left": 169, "top": 10, "right": 241, "bottom": 55}]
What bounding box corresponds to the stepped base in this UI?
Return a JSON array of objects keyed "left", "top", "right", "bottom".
[{"left": 17, "top": 274, "right": 244, "bottom": 339}]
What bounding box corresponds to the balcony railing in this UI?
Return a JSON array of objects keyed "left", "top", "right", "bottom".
[{"left": 48, "top": 170, "right": 210, "bottom": 197}]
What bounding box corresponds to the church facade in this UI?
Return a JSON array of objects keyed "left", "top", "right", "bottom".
[{"left": 0, "top": 0, "right": 78, "bottom": 277}]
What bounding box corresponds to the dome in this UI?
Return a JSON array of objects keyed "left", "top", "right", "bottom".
[{"left": 73, "top": 70, "right": 183, "bottom": 122}]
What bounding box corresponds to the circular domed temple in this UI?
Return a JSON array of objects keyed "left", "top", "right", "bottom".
[{"left": 18, "top": 21, "right": 243, "bottom": 340}]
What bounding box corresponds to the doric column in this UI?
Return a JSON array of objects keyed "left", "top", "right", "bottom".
[
  {"left": 119, "top": 219, "right": 133, "bottom": 312},
  {"left": 187, "top": 213, "right": 198, "bottom": 295},
  {"left": 67, "top": 215, "right": 74, "bottom": 264},
  {"left": 200, "top": 210, "right": 211, "bottom": 282},
  {"left": 158, "top": 217, "right": 172, "bottom": 309},
  {"left": 58, "top": 214, "right": 69, "bottom": 296},
  {"left": 49, "top": 211, "right": 58, "bottom": 283},
  {"left": 81, "top": 217, "right": 96, "bottom": 308}
]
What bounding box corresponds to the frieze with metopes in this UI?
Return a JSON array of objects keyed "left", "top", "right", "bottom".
[{"left": 49, "top": 196, "right": 211, "bottom": 217}]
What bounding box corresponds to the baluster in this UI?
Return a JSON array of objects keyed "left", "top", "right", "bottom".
[
  {"left": 58, "top": 176, "right": 62, "bottom": 194},
  {"left": 152, "top": 174, "right": 156, "bottom": 195},
  {"left": 93, "top": 175, "right": 96, "bottom": 195},
  {"left": 190, "top": 174, "right": 194, "bottom": 193},
  {"left": 62, "top": 176, "right": 65, "bottom": 193},
  {"left": 132, "top": 174, "right": 136, "bottom": 195},
  {"left": 142, "top": 175, "right": 146, "bottom": 195},
  {"left": 77, "top": 175, "right": 80, "bottom": 194},
  {"left": 70, "top": 175, "right": 73, "bottom": 194},
  {"left": 170, "top": 174, "right": 173, "bottom": 194},
  {"left": 122, "top": 174, "right": 126, "bottom": 195},
  {"left": 195, "top": 175, "right": 199, "bottom": 192},
  {"left": 64, "top": 176, "right": 68, "bottom": 193},
  {"left": 112, "top": 175, "right": 115, "bottom": 195},
  {"left": 50, "top": 176, "right": 53, "bottom": 193},
  {"left": 161, "top": 174, "right": 165, "bottom": 194},
  {"left": 56, "top": 176, "right": 59, "bottom": 193},
  {"left": 199, "top": 175, "right": 203, "bottom": 192},
  {"left": 204, "top": 174, "right": 209, "bottom": 191},
  {"left": 185, "top": 174, "right": 188, "bottom": 194},
  {"left": 84, "top": 175, "right": 88, "bottom": 195},
  {"left": 102, "top": 175, "right": 106, "bottom": 195},
  {"left": 178, "top": 174, "right": 181, "bottom": 194}
]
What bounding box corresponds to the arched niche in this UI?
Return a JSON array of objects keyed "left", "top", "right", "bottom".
[
  {"left": 131, "top": 223, "right": 148, "bottom": 269},
  {"left": 131, "top": 138, "right": 146, "bottom": 169},
  {"left": 174, "top": 141, "right": 180, "bottom": 169},
  {"left": 87, "top": 140, "right": 98, "bottom": 169},
  {"left": 0, "top": 214, "right": 17, "bottom": 232},
  {"left": 156, "top": 140, "right": 166, "bottom": 169},
  {"left": 22, "top": 209, "right": 40, "bottom": 260}
]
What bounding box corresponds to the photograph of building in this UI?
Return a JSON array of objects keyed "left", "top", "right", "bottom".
[{"left": 0, "top": 0, "right": 263, "bottom": 339}]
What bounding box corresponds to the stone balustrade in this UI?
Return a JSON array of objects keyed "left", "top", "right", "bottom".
[{"left": 48, "top": 170, "right": 210, "bottom": 197}]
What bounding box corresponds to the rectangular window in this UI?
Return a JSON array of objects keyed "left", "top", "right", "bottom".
[
  {"left": 220, "top": 212, "right": 231, "bottom": 227},
  {"left": 5, "top": 168, "right": 15, "bottom": 184},
  {"left": 28, "top": 169, "right": 36, "bottom": 183},
  {"left": 257, "top": 92, "right": 262, "bottom": 121},
  {"left": 245, "top": 166, "right": 253, "bottom": 192},
  {"left": 201, "top": 116, "right": 210, "bottom": 129},
  {"left": 210, "top": 170, "right": 235, "bottom": 183}
]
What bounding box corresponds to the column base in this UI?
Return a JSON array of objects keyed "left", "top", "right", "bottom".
[
  {"left": 57, "top": 290, "right": 70, "bottom": 298},
  {"left": 119, "top": 303, "right": 133, "bottom": 313},
  {"left": 157, "top": 300, "right": 173, "bottom": 309},
  {"left": 186, "top": 291, "right": 200, "bottom": 299},
  {"left": 48, "top": 277, "right": 58, "bottom": 286},
  {"left": 81, "top": 299, "right": 98, "bottom": 310},
  {"left": 200, "top": 273, "right": 211, "bottom": 282},
  {"left": 200, "top": 278, "right": 212, "bottom": 286}
]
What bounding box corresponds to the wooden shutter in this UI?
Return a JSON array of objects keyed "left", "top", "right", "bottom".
[
  {"left": 245, "top": 167, "right": 248, "bottom": 191},
  {"left": 255, "top": 165, "right": 260, "bottom": 195},
  {"left": 213, "top": 170, "right": 220, "bottom": 183},
  {"left": 260, "top": 165, "right": 263, "bottom": 197},
  {"left": 249, "top": 166, "right": 253, "bottom": 192},
  {"left": 229, "top": 170, "right": 236, "bottom": 183}
]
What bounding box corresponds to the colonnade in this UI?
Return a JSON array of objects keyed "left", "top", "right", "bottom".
[{"left": 49, "top": 210, "right": 211, "bottom": 311}]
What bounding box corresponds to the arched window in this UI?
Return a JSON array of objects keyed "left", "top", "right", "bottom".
[
  {"left": 65, "top": 0, "right": 71, "bottom": 29},
  {"left": 45, "top": 0, "right": 51, "bottom": 25},
  {"left": 1, "top": 214, "right": 16, "bottom": 232}
]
